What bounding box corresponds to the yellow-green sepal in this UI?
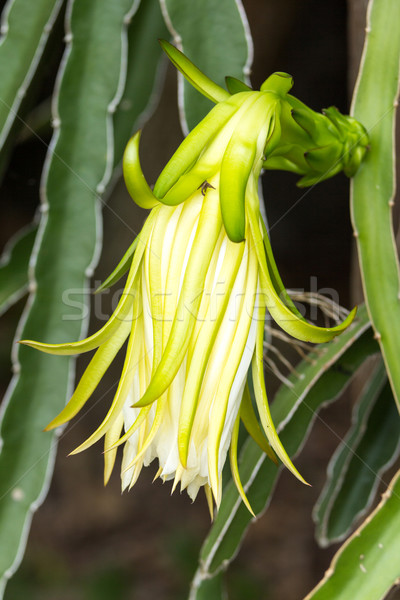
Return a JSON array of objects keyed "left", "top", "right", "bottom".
[
  {"left": 304, "top": 144, "right": 342, "bottom": 172},
  {"left": 123, "top": 131, "right": 159, "bottom": 209},
  {"left": 21, "top": 209, "right": 157, "bottom": 355},
  {"left": 69, "top": 315, "right": 141, "bottom": 455},
  {"left": 260, "top": 71, "right": 293, "bottom": 96},
  {"left": 225, "top": 76, "right": 252, "bottom": 94},
  {"left": 241, "top": 382, "right": 277, "bottom": 463},
  {"left": 44, "top": 320, "right": 131, "bottom": 431},
  {"left": 95, "top": 237, "right": 138, "bottom": 293},
  {"left": 290, "top": 108, "right": 321, "bottom": 142},
  {"left": 109, "top": 406, "right": 152, "bottom": 452},
  {"left": 220, "top": 94, "right": 272, "bottom": 242},
  {"left": 19, "top": 318, "right": 125, "bottom": 356},
  {"left": 260, "top": 219, "right": 305, "bottom": 321},
  {"left": 251, "top": 308, "right": 309, "bottom": 484},
  {"left": 103, "top": 412, "right": 124, "bottom": 485},
  {"left": 229, "top": 409, "right": 255, "bottom": 516},
  {"left": 159, "top": 167, "right": 213, "bottom": 206},
  {"left": 263, "top": 154, "right": 305, "bottom": 174},
  {"left": 220, "top": 139, "right": 255, "bottom": 242},
  {"left": 159, "top": 39, "right": 230, "bottom": 104},
  {"left": 247, "top": 200, "right": 357, "bottom": 343},
  {"left": 154, "top": 95, "right": 242, "bottom": 200}
]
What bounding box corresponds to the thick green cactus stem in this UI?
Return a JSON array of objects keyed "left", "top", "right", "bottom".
[
  {"left": 0, "top": 0, "right": 140, "bottom": 591},
  {"left": 350, "top": 0, "right": 400, "bottom": 410},
  {"left": 0, "top": 0, "right": 63, "bottom": 152}
]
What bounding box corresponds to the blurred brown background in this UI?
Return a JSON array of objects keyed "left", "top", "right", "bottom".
[{"left": 1, "top": 1, "right": 400, "bottom": 599}]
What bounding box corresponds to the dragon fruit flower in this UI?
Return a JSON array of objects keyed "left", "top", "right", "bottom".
[{"left": 21, "top": 42, "right": 366, "bottom": 514}]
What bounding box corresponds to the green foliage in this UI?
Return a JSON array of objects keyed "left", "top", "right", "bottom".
[
  {"left": 314, "top": 360, "right": 400, "bottom": 545},
  {"left": 0, "top": 0, "right": 165, "bottom": 594},
  {"left": 0, "top": 0, "right": 63, "bottom": 152},
  {"left": 350, "top": 0, "right": 400, "bottom": 408},
  {"left": 112, "top": 0, "right": 169, "bottom": 167},
  {"left": 305, "top": 468, "right": 400, "bottom": 600},
  {"left": 0, "top": 225, "right": 37, "bottom": 316}
]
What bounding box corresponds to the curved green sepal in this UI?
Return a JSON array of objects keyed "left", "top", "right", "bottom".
[
  {"left": 20, "top": 280, "right": 134, "bottom": 355},
  {"left": 262, "top": 154, "right": 304, "bottom": 174},
  {"left": 103, "top": 413, "right": 124, "bottom": 485},
  {"left": 290, "top": 107, "right": 320, "bottom": 141},
  {"left": 225, "top": 76, "right": 252, "bottom": 94},
  {"left": 154, "top": 95, "right": 242, "bottom": 199},
  {"left": 252, "top": 310, "right": 308, "bottom": 484},
  {"left": 260, "top": 72, "right": 293, "bottom": 96},
  {"left": 229, "top": 410, "right": 255, "bottom": 516},
  {"left": 220, "top": 138, "right": 253, "bottom": 241},
  {"left": 304, "top": 145, "right": 342, "bottom": 172},
  {"left": 70, "top": 318, "right": 140, "bottom": 455},
  {"left": 241, "top": 383, "right": 277, "bottom": 462},
  {"left": 44, "top": 320, "right": 131, "bottom": 431},
  {"left": 159, "top": 39, "right": 230, "bottom": 104},
  {"left": 20, "top": 329, "right": 115, "bottom": 356},
  {"left": 220, "top": 94, "right": 271, "bottom": 242},
  {"left": 247, "top": 202, "right": 357, "bottom": 343},
  {"left": 96, "top": 237, "right": 138, "bottom": 293},
  {"left": 262, "top": 110, "right": 282, "bottom": 158},
  {"left": 159, "top": 168, "right": 208, "bottom": 206},
  {"left": 109, "top": 406, "right": 151, "bottom": 451},
  {"left": 260, "top": 219, "right": 305, "bottom": 321},
  {"left": 21, "top": 209, "right": 157, "bottom": 355},
  {"left": 123, "top": 131, "right": 159, "bottom": 209}
]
